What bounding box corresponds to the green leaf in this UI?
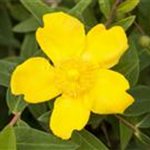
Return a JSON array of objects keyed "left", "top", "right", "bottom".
[
  {"left": 125, "top": 86, "right": 150, "bottom": 116},
  {"left": 88, "top": 113, "right": 104, "bottom": 129},
  {"left": 113, "top": 15, "right": 135, "bottom": 31},
  {"left": 69, "top": 0, "right": 92, "bottom": 18},
  {"left": 13, "top": 17, "right": 39, "bottom": 33},
  {"left": 136, "top": 114, "right": 150, "bottom": 128},
  {"left": 139, "top": 48, "right": 150, "bottom": 71},
  {"left": 98, "top": 0, "right": 112, "bottom": 19},
  {"left": 6, "top": 88, "right": 27, "bottom": 114},
  {"left": 21, "top": 33, "right": 38, "bottom": 59},
  {"left": 72, "top": 129, "right": 109, "bottom": 150},
  {"left": 16, "top": 120, "right": 30, "bottom": 128},
  {"left": 0, "top": 126, "right": 17, "bottom": 150},
  {"left": 9, "top": 3, "right": 30, "bottom": 21},
  {"left": 15, "top": 127, "right": 79, "bottom": 150},
  {"left": 38, "top": 111, "right": 51, "bottom": 129},
  {"left": 117, "top": 0, "right": 140, "bottom": 15},
  {"left": 28, "top": 103, "right": 48, "bottom": 118},
  {"left": 113, "top": 41, "right": 139, "bottom": 86},
  {"left": 120, "top": 121, "right": 133, "bottom": 150},
  {"left": 135, "top": 130, "right": 150, "bottom": 146},
  {"left": 0, "top": 58, "right": 18, "bottom": 87},
  {"left": 20, "top": 0, "right": 54, "bottom": 25},
  {"left": 137, "top": 0, "right": 150, "bottom": 35},
  {"left": 0, "top": 7, "right": 19, "bottom": 47},
  {"left": 38, "top": 111, "right": 51, "bottom": 124}
]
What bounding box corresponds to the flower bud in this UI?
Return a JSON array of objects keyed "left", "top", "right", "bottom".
[{"left": 139, "top": 35, "right": 150, "bottom": 48}]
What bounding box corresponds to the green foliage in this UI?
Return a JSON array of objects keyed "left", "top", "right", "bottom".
[
  {"left": 116, "top": 0, "right": 140, "bottom": 15},
  {"left": 113, "top": 15, "right": 136, "bottom": 31},
  {"left": 0, "top": 7, "right": 19, "bottom": 48},
  {"left": 0, "top": 0, "right": 150, "bottom": 150},
  {"left": 6, "top": 88, "right": 27, "bottom": 114},
  {"left": 20, "top": 0, "right": 54, "bottom": 24},
  {"left": 15, "top": 127, "right": 78, "bottom": 150},
  {"left": 98, "top": 0, "right": 112, "bottom": 19},
  {"left": 0, "top": 58, "right": 19, "bottom": 87},
  {"left": 125, "top": 86, "right": 150, "bottom": 116},
  {"left": 0, "top": 126, "right": 16, "bottom": 150},
  {"left": 114, "top": 41, "right": 140, "bottom": 86},
  {"left": 13, "top": 17, "right": 39, "bottom": 33},
  {"left": 120, "top": 121, "right": 133, "bottom": 150},
  {"left": 72, "top": 129, "right": 109, "bottom": 150}
]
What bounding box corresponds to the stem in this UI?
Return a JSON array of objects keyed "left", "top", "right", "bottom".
[
  {"left": 106, "top": 0, "right": 120, "bottom": 27},
  {"left": 115, "top": 114, "right": 138, "bottom": 132},
  {"left": 134, "top": 21, "right": 145, "bottom": 35},
  {"left": 128, "top": 13, "right": 145, "bottom": 35},
  {"left": 8, "top": 113, "right": 20, "bottom": 126}
]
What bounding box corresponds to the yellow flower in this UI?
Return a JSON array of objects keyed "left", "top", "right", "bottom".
[{"left": 11, "top": 12, "right": 134, "bottom": 140}]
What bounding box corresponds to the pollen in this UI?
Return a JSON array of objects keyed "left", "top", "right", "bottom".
[{"left": 55, "top": 58, "right": 98, "bottom": 98}]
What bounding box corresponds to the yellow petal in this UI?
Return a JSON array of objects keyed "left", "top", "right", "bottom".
[
  {"left": 89, "top": 69, "right": 134, "bottom": 114},
  {"left": 11, "top": 57, "right": 60, "bottom": 103},
  {"left": 83, "top": 24, "right": 128, "bottom": 68},
  {"left": 50, "top": 95, "right": 90, "bottom": 140},
  {"left": 36, "top": 12, "right": 86, "bottom": 66}
]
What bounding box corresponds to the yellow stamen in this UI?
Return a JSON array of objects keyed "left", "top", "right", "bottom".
[{"left": 55, "top": 58, "right": 97, "bottom": 98}]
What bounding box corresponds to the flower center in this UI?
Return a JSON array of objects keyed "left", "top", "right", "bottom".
[
  {"left": 55, "top": 58, "right": 98, "bottom": 98},
  {"left": 67, "top": 69, "right": 79, "bottom": 81}
]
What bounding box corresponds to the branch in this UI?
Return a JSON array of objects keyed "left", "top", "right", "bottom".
[
  {"left": 8, "top": 113, "right": 20, "bottom": 126},
  {"left": 114, "top": 114, "right": 138, "bottom": 132},
  {"left": 106, "top": 0, "right": 120, "bottom": 27}
]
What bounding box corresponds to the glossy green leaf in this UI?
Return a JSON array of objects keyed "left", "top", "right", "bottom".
[
  {"left": 125, "top": 86, "right": 150, "bottom": 116},
  {"left": 6, "top": 88, "right": 27, "bottom": 114},
  {"left": 72, "top": 129, "right": 109, "bottom": 150},
  {"left": 15, "top": 127, "right": 79, "bottom": 150},
  {"left": 120, "top": 121, "right": 133, "bottom": 150},
  {"left": 0, "top": 126, "right": 17, "bottom": 150},
  {"left": 113, "top": 15, "right": 135, "bottom": 31},
  {"left": 20, "top": 0, "right": 54, "bottom": 24},
  {"left": 98, "top": 0, "right": 112, "bottom": 19},
  {"left": 117, "top": 0, "right": 140, "bottom": 15},
  {"left": 13, "top": 17, "right": 39, "bottom": 33},
  {"left": 114, "top": 41, "right": 139, "bottom": 86}
]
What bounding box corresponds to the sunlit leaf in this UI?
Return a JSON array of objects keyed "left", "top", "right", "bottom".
[
  {"left": 113, "top": 15, "right": 135, "bottom": 31},
  {"left": 0, "top": 126, "right": 17, "bottom": 150},
  {"left": 117, "top": 0, "right": 140, "bottom": 15}
]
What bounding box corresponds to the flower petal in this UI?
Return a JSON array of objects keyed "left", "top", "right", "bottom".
[
  {"left": 36, "top": 12, "right": 86, "bottom": 66},
  {"left": 11, "top": 57, "right": 60, "bottom": 103},
  {"left": 50, "top": 95, "right": 90, "bottom": 140},
  {"left": 83, "top": 24, "right": 128, "bottom": 68},
  {"left": 89, "top": 69, "right": 134, "bottom": 114}
]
